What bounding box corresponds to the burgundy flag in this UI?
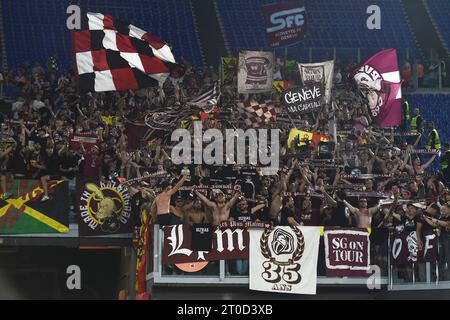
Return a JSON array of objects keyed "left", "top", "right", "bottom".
[
  {"left": 163, "top": 225, "right": 249, "bottom": 264},
  {"left": 351, "top": 49, "right": 402, "bottom": 127},
  {"left": 324, "top": 228, "right": 370, "bottom": 277}
]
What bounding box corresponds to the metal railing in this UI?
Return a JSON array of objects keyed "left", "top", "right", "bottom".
[{"left": 148, "top": 225, "right": 450, "bottom": 292}]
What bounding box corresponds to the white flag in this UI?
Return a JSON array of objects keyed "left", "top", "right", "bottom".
[
  {"left": 250, "top": 226, "right": 320, "bottom": 295},
  {"left": 238, "top": 51, "right": 274, "bottom": 94},
  {"left": 297, "top": 60, "right": 334, "bottom": 105}
]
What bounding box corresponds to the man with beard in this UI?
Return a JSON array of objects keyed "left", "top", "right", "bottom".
[
  {"left": 230, "top": 197, "right": 266, "bottom": 223},
  {"left": 154, "top": 173, "right": 188, "bottom": 226},
  {"left": 194, "top": 189, "right": 241, "bottom": 226},
  {"left": 297, "top": 193, "right": 320, "bottom": 226},
  {"left": 320, "top": 186, "right": 351, "bottom": 227},
  {"left": 343, "top": 197, "right": 380, "bottom": 228},
  {"left": 184, "top": 198, "right": 210, "bottom": 226},
  {"left": 170, "top": 196, "right": 190, "bottom": 225},
  {"left": 279, "top": 196, "right": 300, "bottom": 227},
  {"left": 80, "top": 143, "right": 102, "bottom": 182}
]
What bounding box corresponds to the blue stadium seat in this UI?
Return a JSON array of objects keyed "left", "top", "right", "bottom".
[
  {"left": 216, "top": 0, "right": 423, "bottom": 63},
  {"left": 403, "top": 94, "right": 450, "bottom": 171},
  {"left": 2, "top": 0, "right": 204, "bottom": 70},
  {"left": 425, "top": 0, "right": 450, "bottom": 51}
]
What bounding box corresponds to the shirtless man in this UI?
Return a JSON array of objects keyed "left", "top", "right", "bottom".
[
  {"left": 194, "top": 189, "right": 240, "bottom": 226},
  {"left": 170, "top": 196, "right": 188, "bottom": 225},
  {"left": 343, "top": 198, "right": 380, "bottom": 228},
  {"left": 184, "top": 198, "right": 210, "bottom": 226},
  {"left": 154, "top": 173, "right": 188, "bottom": 226}
]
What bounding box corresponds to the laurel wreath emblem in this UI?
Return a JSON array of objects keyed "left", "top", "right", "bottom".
[{"left": 260, "top": 226, "right": 305, "bottom": 266}]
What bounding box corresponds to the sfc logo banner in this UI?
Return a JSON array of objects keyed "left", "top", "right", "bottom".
[
  {"left": 262, "top": 1, "right": 307, "bottom": 48},
  {"left": 250, "top": 226, "right": 320, "bottom": 295},
  {"left": 78, "top": 180, "right": 132, "bottom": 236}
]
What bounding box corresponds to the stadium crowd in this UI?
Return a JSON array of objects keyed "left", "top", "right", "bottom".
[{"left": 2, "top": 56, "right": 450, "bottom": 280}]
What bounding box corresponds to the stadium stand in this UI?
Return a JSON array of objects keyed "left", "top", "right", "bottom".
[
  {"left": 216, "top": 0, "right": 423, "bottom": 62},
  {"left": 406, "top": 94, "right": 450, "bottom": 143},
  {"left": 1, "top": 0, "right": 203, "bottom": 70},
  {"left": 425, "top": 0, "right": 450, "bottom": 53}
]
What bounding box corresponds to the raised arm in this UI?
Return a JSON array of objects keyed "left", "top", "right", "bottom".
[
  {"left": 194, "top": 190, "right": 216, "bottom": 209},
  {"left": 250, "top": 201, "right": 267, "bottom": 214},
  {"left": 320, "top": 185, "right": 337, "bottom": 207},
  {"left": 226, "top": 191, "right": 242, "bottom": 210},
  {"left": 422, "top": 154, "right": 437, "bottom": 170},
  {"left": 343, "top": 200, "right": 359, "bottom": 215},
  {"left": 167, "top": 174, "right": 188, "bottom": 196},
  {"left": 413, "top": 133, "right": 422, "bottom": 148},
  {"left": 281, "top": 159, "right": 298, "bottom": 191},
  {"left": 368, "top": 203, "right": 381, "bottom": 216}
]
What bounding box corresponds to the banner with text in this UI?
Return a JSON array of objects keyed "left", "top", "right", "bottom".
[
  {"left": 298, "top": 60, "right": 334, "bottom": 105},
  {"left": 262, "top": 1, "right": 307, "bottom": 48},
  {"left": 282, "top": 84, "right": 323, "bottom": 115},
  {"left": 162, "top": 225, "right": 249, "bottom": 264},
  {"left": 250, "top": 226, "right": 320, "bottom": 295},
  {"left": 324, "top": 228, "right": 370, "bottom": 277},
  {"left": 390, "top": 229, "right": 438, "bottom": 266},
  {"left": 78, "top": 180, "right": 133, "bottom": 236}
]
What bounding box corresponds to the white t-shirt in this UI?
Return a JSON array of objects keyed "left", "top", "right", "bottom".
[
  {"left": 12, "top": 100, "right": 24, "bottom": 113},
  {"left": 32, "top": 99, "right": 45, "bottom": 111}
]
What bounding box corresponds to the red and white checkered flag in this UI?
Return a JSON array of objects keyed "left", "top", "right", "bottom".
[
  {"left": 236, "top": 101, "right": 277, "bottom": 128},
  {"left": 72, "top": 13, "right": 181, "bottom": 94}
]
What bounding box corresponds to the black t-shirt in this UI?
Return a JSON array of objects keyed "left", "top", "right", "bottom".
[
  {"left": 231, "top": 209, "right": 256, "bottom": 223},
  {"left": 60, "top": 154, "right": 80, "bottom": 179},
  {"left": 440, "top": 215, "right": 450, "bottom": 235},
  {"left": 401, "top": 215, "right": 419, "bottom": 234},
  {"left": 39, "top": 107, "right": 52, "bottom": 125},
  {"left": 279, "top": 207, "right": 297, "bottom": 226},
  {"left": 101, "top": 159, "right": 122, "bottom": 179},
  {"left": 298, "top": 208, "right": 321, "bottom": 226},
  {"left": 418, "top": 213, "right": 436, "bottom": 233},
  {"left": 131, "top": 192, "right": 144, "bottom": 227},
  {"left": 328, "top": 202, "right": 350, "bottom": 227},
  {"left": 9, "top": 148, "right": 27, "bottom": 174},
  {"left": 42, "top": 151, "right": 61, "bottom": 176},
  {"left": 191, "top": 224, "right": 213, "bottom": 252}
]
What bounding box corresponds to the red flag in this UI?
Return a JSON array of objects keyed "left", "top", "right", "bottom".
[{"left": 351, "top": 49, "right": 402, "bottom": 127}]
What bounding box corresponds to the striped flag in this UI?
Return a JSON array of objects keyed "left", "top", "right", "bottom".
[
  {"left": 187, "top": 83, "right": 220, "bottom": 113},
  {"left": 72, "top": 12, "right": 180, "bottom": 94},
  {"left": 236, "top": 101, "right": 277, "bottom": 128}
]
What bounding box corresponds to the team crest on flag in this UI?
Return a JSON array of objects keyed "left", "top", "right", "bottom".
[
  {"left": 238, "top": 51, "right": 274, "bottom": 94},
  {"left": 72, "top": 12, "right": 180, "bottom": 94},
  {"left": 250, "top": 226, "right": 320, "bottom": 295},
  {"left": 350, "top": 49, "right": 402, "bottom": 127}
]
